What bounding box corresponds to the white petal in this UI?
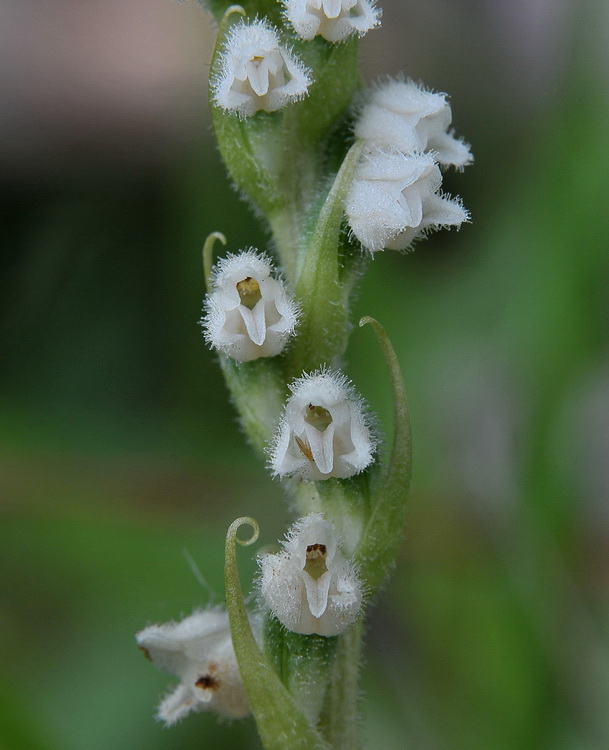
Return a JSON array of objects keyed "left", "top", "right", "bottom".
[{"left": 157, "top": 683, "right": 196, "bottom": 726}]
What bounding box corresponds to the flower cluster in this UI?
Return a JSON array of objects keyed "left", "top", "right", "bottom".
[
  {"left": 283, "top": 0, "right": 380, "bottom": 42},
  {"left": 212, "top": 19, "right": 311, "bottom": 116},
  {"left": 270, "top": 369, "right": 375, "bottom": 481},
  {"left": 136, "top": 608, "right": 253, "bottom": 724},
  {"left": 346, "top": 79, "right": 472, "bottom": 252},
  {"left": 259, "top": 514, "right": 363, "bottom": 636},
  {"left": 138, "top": 0, "right": 471, "bottom": 740},
  {"left": 202, "top": 249, "right": 299, "bottom": 362}
]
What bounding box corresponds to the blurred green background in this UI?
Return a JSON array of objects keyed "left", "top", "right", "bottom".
[{"left": 1, "top": 1, "right": 608, "bottom": 748}]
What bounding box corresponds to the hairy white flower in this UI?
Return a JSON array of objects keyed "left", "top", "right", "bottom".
[
  {"left": 259, "top": 513, "right": 363, "bottom": 636},
  {"left": 355, "top": 79, "right": 473, "bottom": 169},
  {"left": 284, "top": 0, "right": 380, "bottom": 42},
  {"left": 270, "top": 368, "right": 374, "bottom": 480},
  {"left": 136, "top": 608, "right": 253, "bottom": 725},
  {"left": 345, "top": 149, "right": 469, "bottom": 252},
  {"left": 202, "top": 249, "right": 299, "bottom": 362},
  {"left": 212, "top": 20, "right": 310, "bottom": 116}
]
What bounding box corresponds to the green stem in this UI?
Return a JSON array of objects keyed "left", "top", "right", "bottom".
[{"left": 319, "top": 623, "right": 364, "bottom": 749}]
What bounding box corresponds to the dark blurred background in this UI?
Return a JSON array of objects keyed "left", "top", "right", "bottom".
[{"left": 1, "top": 1, "right": 608, "bottom": 748}]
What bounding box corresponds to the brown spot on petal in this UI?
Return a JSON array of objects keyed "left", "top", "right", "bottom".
[
  {"left": 306, "top": 543, "right": 327, "bottom": 558},
  {"left": 138, "top": 646, "right": 152, "bottom": 661},
  {"left": 195, "top": 674, "right": 220, "bottom": 691}
]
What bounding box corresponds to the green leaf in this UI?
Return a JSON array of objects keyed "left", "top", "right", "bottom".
[
  {"left": 355, "top": 317, "right": 412, "bottom": 594},
  {"left": 224, "top": 518, "right": 330, "bottom": 750}
]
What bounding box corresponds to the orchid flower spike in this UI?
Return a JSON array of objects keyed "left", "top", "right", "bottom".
[
  {"left": 270, "top": 368, "right": 375, "bottom": 480},
  {"left": 136, "top": 608, "right": 255, "bottom": 725},
  {"left": 345, "top": 149, "right": 469, "bottom": 252},
  {"left": 259, "top": 513, "right": 363, "bottom": 636},
  {"left": 202, "top": 249, "right": 299, "bottom": 362},
  {"left": 355, "top": 79, "right": 473, "bottom": 169},
  {"left": 212, "top": 19, "right": 311, "bottom": 116},
  {"left": 283, "top": 0, "right": 380, "bottom": 42}
]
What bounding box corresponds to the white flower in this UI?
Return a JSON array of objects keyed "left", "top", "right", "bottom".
[
  {"left": 270, "top": 368, "right": 374, "bottom": 480},
  {"left": 284, "top": 0, "right": 380, "bottom": 42},
  {"left": 136, "top": 608, "right": 253, "bottom": 724},
  {"left": 202, "top": 249, "right": 299, "bottom": 362},
  {"left": 345, "top": 149, "right": 469, "bottom": 252},
  {"left": 355, "top": 79, "right": 473, "bottom": 169},
  {"left": 212, "top": 20, "right": 311, "bottom": 116},
  {"left": 259, "top": 513, "right": 363, "bottom": 636}
]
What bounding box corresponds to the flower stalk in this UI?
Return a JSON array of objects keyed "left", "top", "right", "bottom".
[{"left": 137, "top": 0, "right": 471, "bottom": 746}]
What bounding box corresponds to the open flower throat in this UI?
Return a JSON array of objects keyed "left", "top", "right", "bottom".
[
  {"left": 236, "top": 276, "right": 262, "bottom": 309},
  {"left": 270, "top": 370, "right": 375, "bottom": 480},
  {"left": 304, "top": 542, "right": 328, "bottom": 579}
]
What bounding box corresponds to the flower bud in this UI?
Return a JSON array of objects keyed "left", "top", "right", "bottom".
[
  {"left": 136, "top": 608, "right": 254, "bottom": 724},
  {"left": 202, "top": 249, "right": 299, "bottom": 362},
  {"left": 283, "top": 0, "right": 380, "bottom": 42},
  {"left": 269, "top": 369, "right": 375, "bottom": 480},
  {"left": 259, "top": 513, "right": 363, "bottom": 636},
  {"left": 212, "top": 20, "right": 311, "bottom": 117}
]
